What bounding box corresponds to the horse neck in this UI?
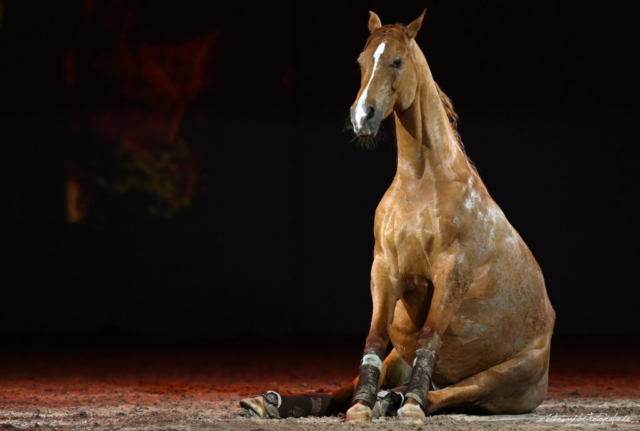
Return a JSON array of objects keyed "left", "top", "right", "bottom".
[{"left": 393, "top": 43, "right": 472, "bottom": 190}]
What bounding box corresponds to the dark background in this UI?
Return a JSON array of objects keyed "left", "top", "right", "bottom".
[{"left": 1, "top": 0, "right": 638, "bottom": 340}]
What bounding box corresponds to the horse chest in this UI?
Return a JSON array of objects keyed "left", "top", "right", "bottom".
[{"left": 377, "top": 205, "right": 438, "bottom": 279}]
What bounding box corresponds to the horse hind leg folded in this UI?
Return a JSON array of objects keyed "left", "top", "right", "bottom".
[{"left": 427, "top": 336, "right": 551, "bottom": 415}]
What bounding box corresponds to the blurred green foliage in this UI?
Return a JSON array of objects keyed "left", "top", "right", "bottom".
[{"left": 92, "top": 139, "right": 198, "bottom": 219}]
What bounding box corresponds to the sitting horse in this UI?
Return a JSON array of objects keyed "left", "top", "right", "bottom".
[{"left": 240, "top": 10, "right": 555, "bottom": 424}]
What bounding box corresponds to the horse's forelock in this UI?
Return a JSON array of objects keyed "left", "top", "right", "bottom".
[{"left": 364, "top": 25, "right": 411, "bottom": 51}]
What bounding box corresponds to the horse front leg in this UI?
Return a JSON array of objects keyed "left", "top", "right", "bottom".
[
  {"left": 345, "top": 259, "right": 401, "bottom": 423},
  {"left": 397, "top": 254, "right": 470, "bottom": 424}
]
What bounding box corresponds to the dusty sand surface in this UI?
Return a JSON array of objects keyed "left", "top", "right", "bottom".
[{"left": 1, "top": 336, "right": 638, "bottom": 430}]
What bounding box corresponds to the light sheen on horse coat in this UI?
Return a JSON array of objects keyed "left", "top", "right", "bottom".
[
  {"left": 241, "top": 10, "right": 555, "bottom": 424},
  {"left": 343, "top": 10, "right": 555, "bottom": 423}
]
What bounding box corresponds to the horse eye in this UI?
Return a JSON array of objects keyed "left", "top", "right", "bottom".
[{"left": 391, "top": 59, "right": 404, "bottom": 68}]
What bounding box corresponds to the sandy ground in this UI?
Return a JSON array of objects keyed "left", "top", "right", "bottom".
[{"left": 1, "top": 337, "right": 639, "bottom": 430}]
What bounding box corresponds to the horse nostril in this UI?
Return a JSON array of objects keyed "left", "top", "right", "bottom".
[{"left": 365, "top": 105, "right": 375, "bottom": 121}]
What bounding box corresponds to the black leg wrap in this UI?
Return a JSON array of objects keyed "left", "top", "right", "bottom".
[
  {"left": 371, "top": 386, "right": 407, "bottom": 418},
  {"left": 352, "top": 348, "right": 384, "bottom": 407},
  {"left": 405, "top": 349, "right": 436, "bottom": 410},
  {"left": 265, "top": 393, "right": 336, "bottom": 418}
]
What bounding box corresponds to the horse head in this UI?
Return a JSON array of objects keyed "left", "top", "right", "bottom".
[{"left": 350, "top": 10, "right": 426, "bottom": 138}]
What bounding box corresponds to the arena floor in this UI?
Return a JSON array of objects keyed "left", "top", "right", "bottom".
[{"left": 1, "top": 336, "right": 638, "bottom": 430}]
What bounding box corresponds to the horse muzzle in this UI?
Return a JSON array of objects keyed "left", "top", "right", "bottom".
[{"left": 351, "top": 105, "right": 383, "bottom": 137}]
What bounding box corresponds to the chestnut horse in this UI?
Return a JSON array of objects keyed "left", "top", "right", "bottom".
[{"left": 241, "top": 10, "right": 555, "bottom": 424}]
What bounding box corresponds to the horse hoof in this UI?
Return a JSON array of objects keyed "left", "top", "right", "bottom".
[
  {"left": 397, "top": 403, "right": 426, "bottom": 424},
  {"left": 345, "top": 402, "right": 372, "bottom": 423},
  {"left": 239, "top": 396, "right": 268, "bottom": 419}
]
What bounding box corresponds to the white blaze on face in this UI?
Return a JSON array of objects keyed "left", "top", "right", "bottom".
[{"left": 355, "top": 42, "right": 386, "bottom": 127}]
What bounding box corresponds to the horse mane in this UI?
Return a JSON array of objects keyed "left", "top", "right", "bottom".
[
  {"left": 435, "top": 82, "right": 478, "bottom": 174},
  {"left": 434, "top": 82, "right": 463, "bottom": 151}
]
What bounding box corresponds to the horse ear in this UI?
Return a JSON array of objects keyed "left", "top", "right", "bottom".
[
  {"left": 404, "top": 9, "right": 426, "bottom": 39},
  {"left": 368, "top": 11, "right": 382, "bottom": 33}
]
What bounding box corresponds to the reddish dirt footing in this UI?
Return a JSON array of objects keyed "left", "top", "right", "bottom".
[{"left": 0, "top": 335, "right": 638, "bottom": 430}]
